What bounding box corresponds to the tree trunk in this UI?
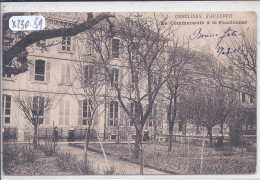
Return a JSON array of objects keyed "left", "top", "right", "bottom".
[
  {"left": 207, "top": 127, "right": 213, "bottom": 147},
  {"left": 168, "top": 129, "right": 173, "bottom": 153},
  {"left": 134, "top": 130, "right": 142, "bottom": 159},
  {"left": 84, "top": 124, "right": 91, "bottom": 160},
  {"left": 33, "top": 124, "right": 38, "bottom": 150},
  {"left": 220, "top": 123, "right": 224, "bottom": 134}
]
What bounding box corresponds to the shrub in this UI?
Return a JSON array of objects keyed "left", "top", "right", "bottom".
[
  {"left": 55, "top": 152, "right": 95, "bottom": 175},
  {"left": 20, "top": 144, "right": 37, "bottom": 163},
  {"left": 40, "top": 138, "right": 59, "bottom": 156},
  {"left": 103, "top": 165, "right": 116, "bottom": 175}
]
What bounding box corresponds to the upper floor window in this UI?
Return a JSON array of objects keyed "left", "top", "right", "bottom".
[
  {"left": 132, "top": 71, "right": 138, "bottom": 84},
  {"left": 62, "top": 36, "right": 71, "bottom": 51},
  {"left": 3, "top": 71, "right": 12, "bottom": 78},
  {"left": 242, "top": 93, "right": 246, "bottom": 103},
  {"left": 85, "top": 42, "right": 92, "bottom": 55},
  {"left": 36, "top": 40, "right": 46, "bottom": 47},
  {"left": 83, "top": 99, "right": 92, "bottom": 125},
  {"left": 109, "top": 101, "right": 118, "bottom": 126},
  {"left": 30, "top": 60, "right": 50, "bottom": 82},
  {"left": 178, "top": 121, "right": 183, "bottom": 132},
  {"left": 112, "top": 39, "right": 120, "bottom": 58},
  {"left": 84, "top": 65, "right": 93, "bottom": 85},
  {"left": 35, "top": 60, "right": 45, "bottom": 81},
  {"left": 130, "top": 103, "right": 138, "bottom": 126},
  {"left": 33, "top": 96, "right": 44, "bottom": 124},
  {"left": 111, "top": 68, "right": 119, "bottom": 85},
  {"left": 250, "top": 95, "right": 254, "bottom": 103},
  {"left": 2, "top": 95, "right": 11, "bottom": 124}
]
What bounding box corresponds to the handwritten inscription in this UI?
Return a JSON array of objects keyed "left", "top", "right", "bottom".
[
  {"left": 9, "top": 16, "right": 45, "bottom": 31},
  {"left": 190, "top": 27, "right": 241, "bottom": 57}
]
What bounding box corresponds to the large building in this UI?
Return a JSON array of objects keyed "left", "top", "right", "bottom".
[{"left": 2, "top": 13, "right": 256, "bottom": 142}]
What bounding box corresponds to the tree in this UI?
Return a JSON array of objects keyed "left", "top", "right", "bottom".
[
  {"left": 88, "top": 13, "right": 175, "bottom": 174},
  {"left": 14, "top": 92, "right": 54, "bottom": 149},
  {"left": 160, "top": 47, "right": 194, "bottom": 152},
  {"left": 3, "top": 12, "right": 114, "bottom": 75},
  {"left": 71, "top": 47, "right": 109, "bottom": 158},
  {"left": 189, "top": 82, "right": 233, "bottom": 147}
]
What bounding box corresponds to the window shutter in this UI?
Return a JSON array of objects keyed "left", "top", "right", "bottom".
[
  {"left": 65, "top": 100, "right": 70, "bottom": 125},
  {"left": 29, "top": 60, "right": 35, "bottom": 81},
  {"left": 46, "top": 62, "right": 51, "bottom": 82},
  {"left": 119, "top": 105, "right": 124, "bottom": 126},
  {"left": 126, "top": 103, "right": 131, "bottom": 126},
  {"left": 45, "top": 109, "right": 50, "bottom": 125},
  {"left": 61, "top": 64, "right": 65, "bottom": 83},
  {"left": 66, "top": 64, "right": 70, "bottom": 84},
  {"left": 72, "top": 37, "right": 76, "bottom": 52},
  {"left": 78, "top": 101, "right": 83, "bottom": 125},
  {"left": 59, "top": 99, "right": 64, "bottom": 125},
  {"left": 107, "top": 101, "right": 110, "bottom": 126}
]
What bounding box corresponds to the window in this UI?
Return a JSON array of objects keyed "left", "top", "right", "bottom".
[
  {"left": 85, "top": 42, "right": 92, "bottom": 55},
  {"left": 83, "top": 99, "right": 92, "bottom": 125},
  {"left": 112, "top": 39, "right": 120, "bottom": 58},
  {"left": 36, "top": 40, "right": 46, "bottom": 47},
  {"left": 130, "top": 103, "right": 138, "bottom": 126},
  {"left": 131, "top": 71, "right": 138, "bottom": 84},
  {"left": 109, "top": 101, "right": 118, "bottom": 126},
  {"left": 111, "top": 68, "right": 119, "bottom": 85},
  {"left": 35, "top": 60, "right": 45, "bottom": 81},
  {"left": 59, "top": 99, "right": 70, "bottom": 125},
  {"left": 2, "top": 95, "right": 11, "bottom": 124},
  {"left": 250, "top": 95, "right": 254, "bottom": 103},
  {"left": 242, "top": 93, "right": 246, "bottom": 102},
  {"left": 3, "top": 68, "right": 12, "bottom": 78},
  {"left": 33, "top": 96, "right": 44, "bottom": 124},
  {"left": 178, "top": 121, "right": 183, "bottom": 132},
  {"left": 110, "top": 134, "right": 117, "bottom": 140},
  {"left": 84, "top": 65, "right": 93, "bottom": 85},
  {"left": 62, "top": 36, "right": 71, "bottom": 51},
  {"left": 61, "top": 64, "right": 70, "bottom": 84}
]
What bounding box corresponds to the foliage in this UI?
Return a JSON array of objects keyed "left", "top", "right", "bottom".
[
  {"left": 3, "top": 142, "right": 38, "bottom": 173},
  {"left": 40, "top": 138, "right": 59, "bottom": 156},
  {"left": 55, "top": 152, "right": 95, "bottom": 175}
]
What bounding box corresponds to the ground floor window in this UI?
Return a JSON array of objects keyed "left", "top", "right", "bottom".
[
  {"left": 109, "top": 101, "right": 118, "bottom": 126},
  {"left": 2, "top": 95, "right": 11, "bottom": 124}
]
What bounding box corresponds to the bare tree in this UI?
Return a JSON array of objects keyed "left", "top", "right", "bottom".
[
  {"left": 88, "top": 13, "right": 175, "bottom": 174},
  {"left": 71, "top": 47, "right": 109, "bottom": 159},
  {"left": 161, "top": 47, "right": 194, "bottom": 153},
  {"left": 14, "top": 92, "right": 54, "bottom": 149},
  {"left": 3, "top": 12, "right": 115, "bottom": 75}
]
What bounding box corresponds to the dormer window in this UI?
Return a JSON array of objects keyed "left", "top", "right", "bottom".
[
  {"left": 112, "top": 39, "right": 120, "bottom": 58},
  {"left": 62, "top": 36, "right": 71, "bottom": 51}
]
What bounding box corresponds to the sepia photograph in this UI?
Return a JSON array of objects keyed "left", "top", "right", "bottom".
[{"left": 1, "top": 6, "right": 257, "bottom": 177}]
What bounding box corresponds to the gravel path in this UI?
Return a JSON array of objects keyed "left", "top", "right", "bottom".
[{"left": 58, "top": 144, "right": 168, "bottom": 175}]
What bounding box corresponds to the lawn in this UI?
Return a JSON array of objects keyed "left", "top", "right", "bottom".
[
  {"left": 84, "top": 141, "right": 256, "bottom": 175},
  {"left": 3, "top": 142, "right": 72, "bottom": 175}
]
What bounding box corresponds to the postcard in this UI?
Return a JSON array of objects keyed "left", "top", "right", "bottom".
[{"left": 1, "top": 2, "right": 258, "bottom": 179}]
